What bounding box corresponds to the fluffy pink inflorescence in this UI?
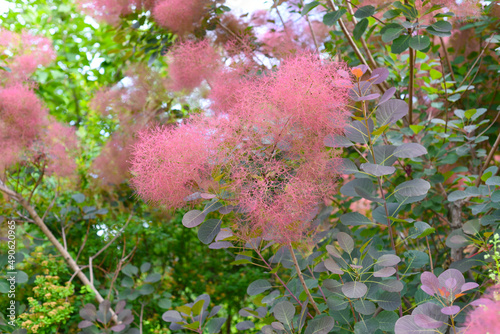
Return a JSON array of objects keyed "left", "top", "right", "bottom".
[
  {"left": 93, "top": 132, "right": 135, "bottom": 186},
  {"left": 130, "top": 115, "right": 227, "bottom": 208},
  {"left": 0, "top": 84, "right": 47, "bottom": 170},
  {"left": 34, "top": 120, "right": 79, "bottom": 178},
  {"left": 167, "top": 39, "right": 221, "bottom": 92},
  {"left": 465, "top": 285, "right": 500, "bottom": 333},
  {"left": 77, "top": 0, "right": 154, "bottom": 25},
  {"left": 90, "top": 65, "right": 168, "bottom": 185},
  {"left": 152, "top": 0, "right": 205, "bottom": 35},
  {"left": 0, "top": 30, "right": 55, "bottom": 84},
  {"left": 132, "top": 52, "right": 351, "bottom": 243}
]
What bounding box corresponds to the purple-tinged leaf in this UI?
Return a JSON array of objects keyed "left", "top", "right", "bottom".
[
  {"left": 337, "top": 232, "right": 354, "bottom": 254},
  {"left": 78, "top": 320, "right": 94, "bottom": 329},
  {"left": 209, "top": 241, "right": 233, "bottom": 249},
  {"left": 360, "top": 162, "right": 395, "bottom": 176},
  {"left": 313, "top": 261, "right": 328, "bottom": 272},
  {"left": 420, "top": 285, "right": 436, "bottom": 296},
  {"left": 271, "top": 322, "right": 285, "bottom": 330},
  {"left": 370, "top": 67, "right": 389, "bottom": 84},
  {"left": 438, "top": 269, "right": 465, "bottom": 293},
  {"left": 324, "top": 134, "right": 353, "bottom": 148},
  {"left": 344, "top": 119, "right": 373, "bottom": 144},
  {"left": 411, "top": 302, "right": 449, "bottom": 333},
  {"left": 184, "top": 192, "right": 202, "bottom": 202},
  {"left": 215, "top": 228, "right": 232, "bottom": 241},
  {"left": 355, "top": 65, "right": 369, "bottom": 75},
  {"left": 445, "top": 278, "right": 457, "bottom": 290},
  {"left": 377, "top": 99, "right": 408, "bottom": 127},
  {"left": 256, "top": 306, "right": 267, "bottom": 318},
  {"left": 218, "top": 206, "right": 234, "bottom": 214},
  {"left": 338, "top": 158, "right": 359, "bottom": 174},
  {"left": 236, "top": 321, "right": 254, "bottom": 330},
  {"left": 324, "top": 258, "right": 344, "bottom": 275},
  {"left": 378, "top": 87, "right": 397, "bottom": 105},
  {"left": 421, "top": 272, "right": 439, "bottom": 290},
  {"left": 374, "top": 267, "right": 396, "bottom": 277},
  {"left": 413, "top": 314, "right": 443, "bottom": 329},
  {"left": 394, "top": 315, "right": 432, "bottom": 334},
  {"left": 342, "top": 281, "right": 367, "bottom": 298},
  {"left": 460, "top": 282, "right": 479, "bottom": 293},
  {"left": 393, "top": 143, "right": 428, "bottom": 158},
  {"left": 378, "top": 279, "right": 404, "bottom": 292},
  {"left": 200, "top": 193, "right": 216, "bottom": 199},
  {"left": 441, "top": 305, "right": 460, "bottom": 315},
  {"left": 354, "top": 93, "right": 380, "bottom": 101},
  {"left": 377, "top": 254, "right": 401, "bottom": 267},
  {"left": 110, "top": 324, "right": 126, "bottom": 332},
  {"left": 182, "top": 210, "right": 206, "bottom": 228},
  {"left": 79, "top": 304, "right": 97, "bottom": 321},
  {"left": 326, "top": 245, "right": 342, "bottom": 258},
  {"left": 162, "top": 310, "right": 183, "bottom": 322}
]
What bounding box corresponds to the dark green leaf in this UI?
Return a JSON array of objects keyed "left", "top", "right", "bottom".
[
  {"left": 353, "top": 18, "right": 369, "bottom": 40},
  {"left": 198, "top": 219, "right": 222, "bottom": 244},
  {"left": 354, "top": 5, "right": 375, "bottom": 19},
  {"left": 323, "top": 8, "right": 347, "bottom": 26},
  {"left": 391, "top": 34, "right": 411, "bottom": 54}
]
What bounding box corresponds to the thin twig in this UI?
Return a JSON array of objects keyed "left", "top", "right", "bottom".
[
  {"left": 440, "top": 37, "right": 457, "bottom": 83},
  {"left": 475, "top": 131, "right": 500, "bottom": 187},
  {"left": 0, "top": 179, "right": 120, "bottom": 324},
  {"left": 288, "top": 244, "right": 321, "bottom": 315},
  {"left": 300, "top": 0, "right": 320, "bottom": 52},
  {"left": 458, "top": 35, "right": 494, "bottom": 88},
  {"left": 408, "top": 47, "right": 415, "bottom": 125}
]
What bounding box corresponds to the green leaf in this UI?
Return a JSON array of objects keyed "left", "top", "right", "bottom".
[
  {"left": 391, "top": 34, "right": 411, "bottom": 54},
  {"left": 273, "top": 301, "right": 295, "bottom": 330},
  {"left": 383, "top": 9, "right": 402, "bottom": 19},
  {"left": 158, "top": 298, "right": 172, "bottom": 309},
  {"left": 304, "top": 316, "right": 335, "bottom": 334},
  {"left": 340, "top": 212, "right": 372, "bottom": 226},
  {"left": 409, "top": 35, "right": 430, "bottom": 51},
  {"left": 301, "top": 1, "right": 319, "bottom": 15},
  {"left": 206, "top": 318, "right": 226, "bottom": 333},
  {"left": 247, "top": 279, "right": 272, "bottom": 296},
  {"left": 377, "top": 292, "right": 401, "bottom": 311},
  {"left": 353, "top": 18, "right": 369, "bottom": 40},
  {"left": 426, "top": 26, "right": 451, "bottom": 37},
  {"left": 145, "top": 273, "right": 162, "bottom": 283},
  {"left": 409, "top": 125, "right": 424, "bottom": 134},
  {"left": 337, "top": 232, "right": 354, "bottom": 254},
  {"left": 354, "top": 5, "right": 375, "bottom": 19},
  {"left": 431, "top": 20, "right": 452, "bottom": 32},
  {"left": 122, "top": 264, "right": 139, "bottom": 277},
  {"left": 394, "top": 179, "right": 431, "bottom": 197},
  {"left": 323, "top": 8, "right": 347, "bottom": 26},
  {"left": 342, "top": 281, "right": 367, "bottom": 298},
  {"left": 198, "top": 219, "right": 222, "bottom": 244}
]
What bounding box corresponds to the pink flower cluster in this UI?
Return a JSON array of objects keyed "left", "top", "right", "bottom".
[
  {"left": 166, "top": 40, "right": 221, "bottom": 92},
  {"left": 153, "top": 0, "right": 206, "bottom": 35},
  {"left": 90, "top": 65, "right": 169, "bottom": 186},
  {"left": 465, "top": 285, "right": 500, "bottom": 333},
  {"left": 131, "top": 52, "right": 351, "bottom": 243},
  {"left": 0, "top": 30, "right": 78, "bottom": 178},
  {"left": 77, "top": 0, "right": 154, "bottom": 26},
  {"left": 253, "top": 8, "right": 330, "bottom": 59},
  {"left": 0, "top": 30, "right": 55, "bottom": 84}
]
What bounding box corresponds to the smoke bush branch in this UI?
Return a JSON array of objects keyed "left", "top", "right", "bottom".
[{"left": 0, "top": 179, "right": 120, "bottom": 324}]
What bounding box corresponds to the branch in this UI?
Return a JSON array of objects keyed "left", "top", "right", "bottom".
[{"left": 0, "top": 179, "right": 120, "bottom": 324}]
